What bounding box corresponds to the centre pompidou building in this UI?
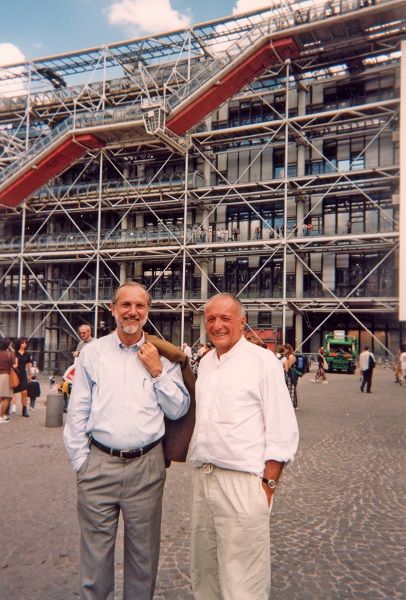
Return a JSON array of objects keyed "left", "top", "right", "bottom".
[{"left": 0, "top": 0, "right": 404, "bottom": 372}]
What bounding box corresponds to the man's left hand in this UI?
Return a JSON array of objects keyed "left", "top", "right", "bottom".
[
  {"left": 262, "top": 483, "right": 275, "bottom": 507},
  {"left": 138, "top": 342, "right": 163, "bottom": 378}
]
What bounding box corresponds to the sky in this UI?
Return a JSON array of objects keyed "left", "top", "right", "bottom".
[{"left": 0, "top": 0, "right": 278, "bottom": 67}]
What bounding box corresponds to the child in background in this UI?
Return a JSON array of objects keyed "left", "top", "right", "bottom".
[
  {"left": 60, "top": 379, "right": 70, "bottom": 413},
  {"left": 27, "top": 376, "right": 41, "bottom": 410}
]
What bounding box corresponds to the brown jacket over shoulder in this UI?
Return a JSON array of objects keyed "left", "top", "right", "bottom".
[{"left": 144, "top": 333, "right": 196, "bottom": 467}]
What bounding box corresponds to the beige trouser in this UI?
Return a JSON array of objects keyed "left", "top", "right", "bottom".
[{"left": 190, "top": 464, "right": 272, "bottom": 600}]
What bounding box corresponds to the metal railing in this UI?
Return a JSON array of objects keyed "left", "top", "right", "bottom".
[
  {"left": 0, "top": 221, "right": 398, "bottom": 254},
  {"left": 0, "top": 283, "right": 396, "bottom": 303}
]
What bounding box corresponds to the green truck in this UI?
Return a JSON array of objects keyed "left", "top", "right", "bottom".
[{"left": 324, "top": 332, "right": 358, "bottom": 374}]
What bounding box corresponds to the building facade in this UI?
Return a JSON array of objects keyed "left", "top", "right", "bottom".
[{"left": 0, "top": 0, "right": 404, "bottom": 372}]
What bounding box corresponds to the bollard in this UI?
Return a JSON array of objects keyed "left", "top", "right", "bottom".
[{"left": 45, "top": 393, "right": 65, "bottom": 428}]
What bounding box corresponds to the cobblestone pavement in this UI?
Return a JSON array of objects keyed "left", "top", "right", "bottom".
[{"left": 1, "top": 367, "right": 405, "bottom": 599}]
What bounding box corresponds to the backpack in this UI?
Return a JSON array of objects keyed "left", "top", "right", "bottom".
[
  {"left": 293, "top": 354, "right": 307, "bottom": 377},
  {"left": 368, "top": 354, "right": 375, "bottom": 370}
]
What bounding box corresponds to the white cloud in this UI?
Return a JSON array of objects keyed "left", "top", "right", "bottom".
[
  {"left": 233, "top": 0, "right": 275, "bottom": 14},
  {"left": 107, "top": 0, "right": 191, "bottom": 35},
  {"left": 0, "top": 43, "right": 25, "bottom": 68},
  {"left": 0, "top": 44, "right": 26, "bottom": 98}
]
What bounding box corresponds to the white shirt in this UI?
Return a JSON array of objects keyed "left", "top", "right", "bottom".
[
  {"left": 183, "top": 344, "right": 193, "bottom": 359},
  {"left": 359, "top": 349, "right": 374, "bottom": 371},
  {"left": 400, "top": 352, "right": 406, "bottom": 373},
  {"left": 64, "top": 331, "right": 190, "bottom": 471},
  {"left": 189, "top": 337, "right": 299, "bottom": 477}
]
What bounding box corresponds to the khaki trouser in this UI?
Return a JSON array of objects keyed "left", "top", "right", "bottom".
[{"left": 190, "top": 464, "right": 272, "bottom": 600}]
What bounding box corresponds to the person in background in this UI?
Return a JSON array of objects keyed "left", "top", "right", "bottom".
[
  {"left": 12, "top": 338, "right": 33, "bottom": 417},
  {"left": 196, "top": 344, "right": 206, "bottom": 360},
  {"left": 73, "top": 324, "right": 94, "bottom": 360},
  {"left": 312, "top": 347, "right": 328, "bottom": 383},
  {"left": 49, "top": 372, "right": 56, "bottom": 389},
  {"left": 64, "top": 282, "right": 190, "bottom": 600},
  {"left": 59, "top": 379, "right": 70, "bottom": 412},
  {"left": 246, "top": 334, "right": 267, "bottom": 349},
  {"left": 182, "top": 342, "right": 193, "bottom": 360},
  {"left": 275, "top": 344, "right": 286, "bottom": 360},
  {"left": 27, "top": 375, "right": 41, "bottom": 410},
  {"left": 394, "top": 348, "right": 403, "bottom": 385},
  {"left": 0, "top": 338, "right": 17, "bottom": 423},
  {"left": 30, "top": 361, "right": 40, "bottom": 378},
  {"left": 284, "top": 343, "right": 299, "bottom": 410},
  {"left": 359, "top": 346, "right": 375, "bottom": 393},
  {"left": 189, "top": 293, "right": 299, "bottom": 600},
  {"left": 399, "top": 345, "right": 406, "bottom": 382}
]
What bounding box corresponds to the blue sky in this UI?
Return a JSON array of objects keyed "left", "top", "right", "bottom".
[{"left": 0, "top": 0, "right": 272, "bottom": 66}]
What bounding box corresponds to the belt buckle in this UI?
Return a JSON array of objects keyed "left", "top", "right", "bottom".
[{"left": 119, "top": 449, "right": 130, "bottom": 459}]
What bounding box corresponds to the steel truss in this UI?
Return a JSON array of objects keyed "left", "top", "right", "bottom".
[{"left": 0, "top": 0, "right": 404, "bottom": 370}]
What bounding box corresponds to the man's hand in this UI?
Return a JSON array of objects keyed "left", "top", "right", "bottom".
[
  {"left": 262, "top": 483, "right": 275, "bottom": 507},
  {"left": 262, "top": 459, "right": 284, "bottom": 507},
  {"left": 138, "top": 342, "right": 163, "bottom": 378}
]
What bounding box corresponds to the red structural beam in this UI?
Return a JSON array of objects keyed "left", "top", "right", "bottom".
[
  {"left": 167, "top": 37, "right": 300, "bottom": 136},
  {"left": 0, "top": 134, "right": 105, "bottom": 208}
]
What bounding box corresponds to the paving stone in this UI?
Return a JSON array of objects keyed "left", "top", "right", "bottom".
[{"left": 1, "top": 368, "right": 405, "bottom": 599}]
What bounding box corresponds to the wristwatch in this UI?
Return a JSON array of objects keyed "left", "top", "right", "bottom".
[{"left": 262, "top": 478, "right": 277, "bottom": 490}]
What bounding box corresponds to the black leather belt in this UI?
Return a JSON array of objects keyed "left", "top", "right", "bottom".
[{"left": 90, "top": 436, "right": 162, "bottom": 459}]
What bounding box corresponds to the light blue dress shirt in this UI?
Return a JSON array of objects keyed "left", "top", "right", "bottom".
[{"left": 63, "top": 331, "right": 190, "bottom": 471}]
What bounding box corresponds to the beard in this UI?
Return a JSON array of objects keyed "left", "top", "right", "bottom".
[{"left": 115, "top": 314, "right": 146, "bottom": 335}]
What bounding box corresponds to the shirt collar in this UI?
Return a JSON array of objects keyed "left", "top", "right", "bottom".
[
  {"left": 215, "top": 335, "right": 246, "bottom": 362},
  {"left": 113, "top": 329, "right": 145, "bottom": 351}
]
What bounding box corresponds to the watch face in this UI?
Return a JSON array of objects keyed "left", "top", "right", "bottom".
[{"left": 267, "top": 479, "right": 277, "bottom": 489}]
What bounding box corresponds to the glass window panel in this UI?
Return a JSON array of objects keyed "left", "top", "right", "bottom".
[{"left": 365, "top": 208, "right": 378, "bottom": 233}]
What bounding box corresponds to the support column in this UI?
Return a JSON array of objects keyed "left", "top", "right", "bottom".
[
  {"left": 294, "top": 81, "right": 309, "bottom": 350},
  {"left": 120, "top": 263, "right": 127, "bottom": 285},
  {"left": 200, "top": 259, "right": 209, "bottom": 300},
  {"left": 120, "top": 215, "right": 128, "bottom": 284}
]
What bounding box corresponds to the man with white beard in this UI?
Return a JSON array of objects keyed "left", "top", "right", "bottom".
[{"left": 64, "top": 282, "right": 190, "bottom": 600}]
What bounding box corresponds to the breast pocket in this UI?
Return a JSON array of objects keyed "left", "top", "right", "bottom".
[{"left": 215, "top": 391, "right": 247, "bottom": 425}]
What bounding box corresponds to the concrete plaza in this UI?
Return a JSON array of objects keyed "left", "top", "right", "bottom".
[{"left": 1, "top": 366, "right": 405, "bottom": 599}]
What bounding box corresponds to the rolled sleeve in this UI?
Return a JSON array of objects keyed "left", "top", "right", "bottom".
[
  {"left": 152, "top": 357, "right": 190, "bottom": 420},
  {"left": 262, "top": 363, "right": 299, "bottom": 464}
]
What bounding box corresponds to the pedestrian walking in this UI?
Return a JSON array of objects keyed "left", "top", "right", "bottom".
[
  {"left": 311, "top": 347, "right": 328, "bottom": 383},
  {"left": 284, "top": 343, "right": 299, "bottom": 409},
  {"left": 359, "top": 346, "right": 375, "bottom": 393},
  {"left": 393, "top": 348, "right": 403, "bottom": 385},
  {"left": 12, "top": 338, "right": 33, "bottom": 417},
  {"left": 189, "top": 293, "right": 298, "bottom": 600},
  {"left": 64, "top": 282, "right": 191, "bottom": 600},
  {"left": 27, "top": 376, "right": 41, "bottom": 409}
]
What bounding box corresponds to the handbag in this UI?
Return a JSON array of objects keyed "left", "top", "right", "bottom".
[{"left": 10, "top": 366, "right": 20, "bottom": 390}]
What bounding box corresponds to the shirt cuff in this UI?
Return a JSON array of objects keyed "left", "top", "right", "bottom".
[{"left": 151, "top": 371, "right": 164, "bottom": 383}]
